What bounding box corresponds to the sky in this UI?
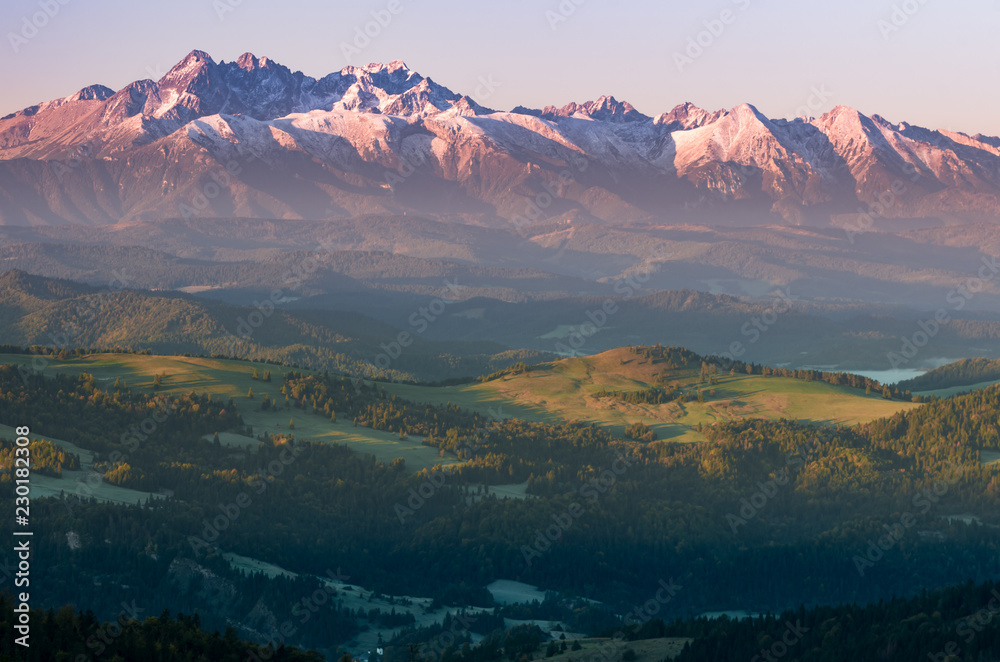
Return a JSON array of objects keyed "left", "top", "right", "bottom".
[{"left": 1, "top": 0, "right": 999, "bottom": 134}]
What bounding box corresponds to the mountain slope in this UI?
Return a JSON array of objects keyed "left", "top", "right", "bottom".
[{"left": 2, "top": 50, "right": 1000, "bottom": 227}]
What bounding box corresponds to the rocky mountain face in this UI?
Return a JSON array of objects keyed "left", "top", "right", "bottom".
[{"left": 1, "top": 49, "right": 999, "bottom": 228}]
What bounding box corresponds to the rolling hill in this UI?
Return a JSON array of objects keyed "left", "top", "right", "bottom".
[
  {"left": 383, "top": 346, "right": 920, "bottom": 443},
  {"left": 0, "top": 269, "right": 547, "bottom": 381},
  {"left": 897, "top": 356, "right": 1000, "bottom": 394},
  {"left": 0, "top": 346, "right": 921, "bottom": 451}
]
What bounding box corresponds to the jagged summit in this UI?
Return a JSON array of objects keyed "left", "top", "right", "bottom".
[
  {"left": 1, "top": 49, "right": 999, "bottom": 227},
  {"left": 537, "top": 96, "right": 650, "bottom": 123},
  {"left": 655, "top": 102, "right": 727, "bottom": 130},
  {"left": 67, "top": 85, "right": 115, "bottom": 102}
]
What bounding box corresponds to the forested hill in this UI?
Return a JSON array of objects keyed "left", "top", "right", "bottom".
[
  {"left": 2, "top": 352, "right": 1000, "bottom": 656},
  {"left": 661, "top": 578, "right": 1000, "bottom": 661},
  {"left": 5, "top": 577, "right": 1000, "bottom": 661},
  {"left": 0, "top": 269, "right": 548, "bottom": 382},
  {"left": 898, "top": 357, "right": 1000, "bottom": 392},
  {"left": 0, "top": 242, "right": 598, "bottom": 301},
  {"left": 0, "top": 595, "right": 324, "bottom": 661}
]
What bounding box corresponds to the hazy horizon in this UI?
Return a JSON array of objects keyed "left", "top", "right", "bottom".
[{"left": 2, "top": 0, "right": 998, "bottom": 135}]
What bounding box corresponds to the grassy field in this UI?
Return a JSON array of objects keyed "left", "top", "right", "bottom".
[
  {"left": 383, "top": 348, "right": 921, "bottom": 443},
  {"left": 916, "top": 379, "right": 1000, "bottom": 399},
  {"left": 224, "top": 551, "right": 496, "bottom": 655},
  {"left": 0, "top": 353, "right": 458, "bottom": 472},
  {"left": 0, "top": 422, "right": 162, "bottom": 505},
  {"left": 0, "top": 348, "right": 922, "bottom": 451},
  {"left": 223, "top": 551, "right": 297, "bottom": 579}
]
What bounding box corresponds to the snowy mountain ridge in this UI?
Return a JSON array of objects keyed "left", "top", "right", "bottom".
[{"left": 1, "top": 49, "right": 999, "bottom": 228}]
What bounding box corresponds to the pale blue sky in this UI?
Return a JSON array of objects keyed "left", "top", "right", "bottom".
[{"left": 2, "top": 0, "right": 998, "bottom": 134}]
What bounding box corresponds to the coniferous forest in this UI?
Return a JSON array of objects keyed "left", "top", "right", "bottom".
[{"left": 1, "top": 344, "right": 1000, "bottom": 658}]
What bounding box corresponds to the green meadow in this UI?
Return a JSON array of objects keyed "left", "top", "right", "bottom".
[
  {"left": 383, "top": 347, "right": 921, "bottom": 443},
  {"left": 0, "top": 353, "right": 457, "bottom": 472},
  {"left": 0, "top": 348, "right": 922, "bottom": 450}
]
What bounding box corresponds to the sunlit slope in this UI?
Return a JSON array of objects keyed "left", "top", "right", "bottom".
[
  {"left": 1, "top": 347, "right": 922, "bottom": 447},
  {"left": 385, "top": 347, "right": 921, "bottom": 443},
  {"left": 0, "top": 353, "right": 458, "bottom": 472}
]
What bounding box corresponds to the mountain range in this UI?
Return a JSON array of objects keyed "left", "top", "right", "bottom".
[{"left": 3, "top": 49, "right": 1000, "bottom": 227}]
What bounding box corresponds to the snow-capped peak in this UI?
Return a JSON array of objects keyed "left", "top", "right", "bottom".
[
  {"left": 65, "top": 85, "right": 114, "bottom": 102},
  {"left": 162, "top": 49, "right": 215, "bottom": 82},
  {"left": 535, "top": 96, "right": 649, "bottom": 123},
  {"left": 655, "top": 102, "right": 727, "bottom": 130},
  {"left": 4, "top": 48, "right": 1000, "bottom": 230}
]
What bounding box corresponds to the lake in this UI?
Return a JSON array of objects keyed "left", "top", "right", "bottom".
[{"left": 802, "top": 358, "right": 956, "bottom": 385}]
